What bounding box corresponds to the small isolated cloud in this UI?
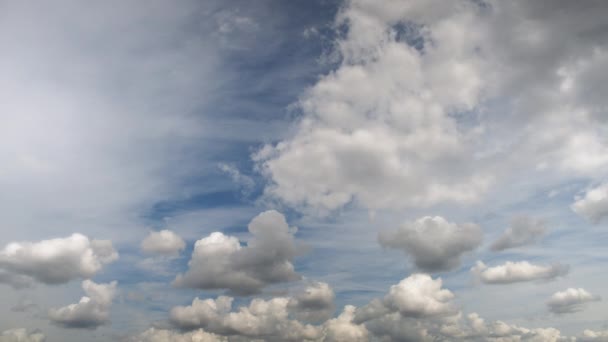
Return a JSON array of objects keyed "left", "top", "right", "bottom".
[
  {"left": 471, "top": 261, "right": 569, "bottom": 285},
  {"left": 288, "top": 282, "right": 336, "bottom": 323},
  {"left": 0, "top": 234, "right": 118, "bottom": 287},
  {"left": 491, "top": 216, "right": 547, "bottom": 251},
  {"left": 547, "top": 288, "right": 601, "bottom": 314},
  {"left": 48, "top": 280, "right": 117, "bottom": 329},
  {"left": 378, "top": 216, "right": 482, "bottom": 272},
  {"left": 141, "top": 230, "right": 186, "bottom": 256},
  {"left": 0, "top": 328, "right": 45, "bottom": 342},
  {"left": 173, "top": 210, "right": 301, "bottom": 295},
  {"left": 572, "top": 183, "right": 608, "bottom": 224}
]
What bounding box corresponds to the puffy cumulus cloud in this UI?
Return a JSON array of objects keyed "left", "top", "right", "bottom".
[
  {"left": 380, "top": 274, "right": 455, "bottom": 318},
  {"left": 547, "top": 288, "right": 601, "bottom": 314},
  {"left": 353, "top": 274, "right": 457, "bottom": 341},
  {"left": 0, "top": 234, "right": 118, "bottom": 287},
  {"left": 127, "top": 328, "right": 226, "bottom": 342},
  {"left": 169, "top": 296, "right": 321, "bottom": 341},
  {"left": 48, "top": 280, "right": 117, "bottom": 329},
  {"left": 0, "top": 329, "right": 45, "bottom": 342},
  {"left": 288, "top": 282, "right": 336, "bottom": 323},
  {"left": 491, "top": 216, "right": 547, "bottom": 251},
  {"left": 138, "top": 274, "right": 608, "bottom": 342},
  {"left": 322, "top": 306, "right": 369, "bottom": 342},
  {"left": 254, "top": 0, "right": 608, "bottom": 215},
  {"left": 253, "top": 0, "right": 494, "bottom": 214},
  {"left": 141, "top": 230, "right": 186, "bottom": 256},
  {"left": 572, "top": 183, "right": 608, "bottom": 224},
  {"left": 471, "top": 261, "right": 569, "bottom": 285},
  {"left": 173, "top": 210, "right": 300, "bottom": 295},
  {"left": 378, "top": 216, "right": 482, "bottom": 272}
]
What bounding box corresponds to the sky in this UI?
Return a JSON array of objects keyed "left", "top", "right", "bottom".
[{"left": 1, "top": 0, "right": 608, "bottom": 341}]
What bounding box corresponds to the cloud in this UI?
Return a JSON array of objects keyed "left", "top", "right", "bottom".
[
  {"left": 169, "top": 296, "right": 321, "bottom": 341},
  {"left": 173, "top": 210, "right": 301, "bottom": 295},
  {"left": 547, "top": 288, "right": 601, "bottom": 314},
  {"left": 141, "top": 230, "right": 186, "bottom": 256},
  {"left": 288, "top": 282, "right": 336, "bottom": 323},
  {"left": 135, "top": 272, "right": 608, "bottom": 342},
  {"left": 322, "top": 306, "right": 369, "bottom": 342},
  {"left": 581, "top": 329, "right": 608, "bottom": 342},
  {"left": 356, "top": 274, "right": 456, "bottom": 323},
  {"left": 471, "top": 261, "right": 569, "bottom": 284},
  {"left": 490, "top": 216, "right": 547, "bottom": 251},
  {"left": 127, "top": 328, "right": 226, "bottom": 342},
  {"left": 0, "top": 329, "right": 45, "bottom": 342},
  {"left": 378, "top": 216, "right": 482, "bottom": 272},
  {"left": 572, "top": 183, "right": 608, "bottom": 224},
  {"left": 254, "top": 0, "right": 608, "bottom": 217},
  {"left": 48, "top": 280, "right": 117, "bottom": 329},
  {"left": 217, "top": 163, "right": 255, "bottom": 195},
  {"left": 0, "top": 234, "right": 118, "bottom": 287}
]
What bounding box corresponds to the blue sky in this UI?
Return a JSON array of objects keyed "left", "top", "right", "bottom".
[{"left": 1, "top": 1, "right": 608, "bottom": 341}]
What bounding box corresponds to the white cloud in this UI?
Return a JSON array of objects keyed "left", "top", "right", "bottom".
[
  {"left": 356, "top": 274, "right": 455, "bottom": 323},
  {"left": 572, "top": 183, "right": 608, "bottom": 224},
  {"left": 173, "top": 210, "right": 301, "bottom": 295},
  {"left": 0, "top": 329, "right": 45, "bottom": 342},
  {"left": 491, "top": 216, "right": 547, "bottom": 251},
  {"left": 547, "top": 288, "right": 601, "bottom": 314},
  {"left": 128, "top": 328, "right": 226, "bottom": 342},
  {"left": 471, "top": 261, "right": 569, "bottom": 284},
  {"left": 322, "top": 306, "right": 369, "bottom": 342},
  {"left": 254, "top": 0, "right": 608, "bottom": 217},
  {"left": 581, "top": 329, "right": 608, "bottom": 342},
  {"left": 48, "top": 280, "right": 117, "bottom": 329},
  {"left": 0, "top": 234, "right": 118, "bottom": 287},
  {"left": 378, "top": 216, "right": 482, "bottom": 272},
  {"left": 141, "top": 230, "right": 185, "bottom": 256},
  {"left": 169, "top": 296, "right": 321, "bottom": 341}
]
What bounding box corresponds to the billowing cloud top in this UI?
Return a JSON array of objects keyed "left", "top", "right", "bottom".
[{"left": 173, "top": 210, "right": 300, "bottom": 295}]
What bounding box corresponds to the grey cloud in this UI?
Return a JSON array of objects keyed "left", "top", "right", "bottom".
[
  {"left": 173, "top": 210, "right": 301, "bottom": 295},
  {"left": 141, "top": 230, "right": 186, "bottom": 256},
  {"left": 48, "top": 280, "right": 117, "bottom": 329},
  {"left": 288, "top": 282, "right": 336, "bottom": 323},
  {"left": 490, "top": 216, "right": 547, "bottom": 251},
  {"left": 547, "top": 288, "right": 601, "bottom": 314},
  {"left": 379, "top": 216, "right": 482, "bottom": 272}
]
